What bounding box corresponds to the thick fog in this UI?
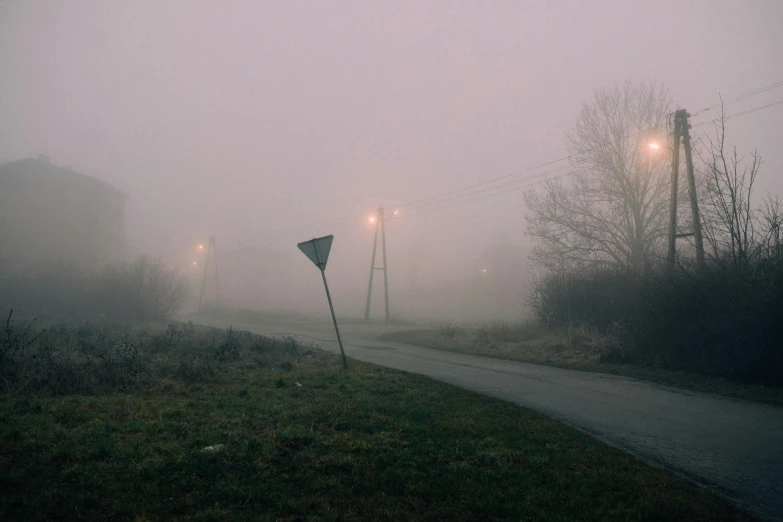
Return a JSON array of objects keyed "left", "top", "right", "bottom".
[{"left": 1, "top": 1, "right": 782, "bottom": 321}]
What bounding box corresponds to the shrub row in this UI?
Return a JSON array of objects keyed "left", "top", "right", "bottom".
[
  {"left": 0, "top": 257, "right": 187, "bottom": 322},
  {"left": 529, "top": 258, "right": 783, "bottom": 384}
]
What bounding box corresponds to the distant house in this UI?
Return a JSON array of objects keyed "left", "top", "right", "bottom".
[{"left": 0, "top": 156, "right": 126, "bottom": 274}]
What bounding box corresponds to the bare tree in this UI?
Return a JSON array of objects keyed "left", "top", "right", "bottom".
[
  {"left": 96, "top": 257, "right": 188, "bottom": 321},
  {"left": 759, "top": 195, "right": 782, "bottom": 263},
  {"left": 524, "top": 81, "right": 672, "bottom": 272},
  {"left": 697, "top": 104, "right": 773, "bottom": 271}
]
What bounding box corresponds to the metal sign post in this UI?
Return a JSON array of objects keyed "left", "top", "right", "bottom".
[{"left": 297, "top": 235, "right": 348, "bottom": 368}]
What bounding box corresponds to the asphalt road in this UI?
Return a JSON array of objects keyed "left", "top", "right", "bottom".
[{"left": 200, "top": 319, "right": 783, "bottom": 521}]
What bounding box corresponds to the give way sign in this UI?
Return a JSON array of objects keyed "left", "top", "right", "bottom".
[
  {"left": 296, "top": 234, "right": 347, "bottom": 368},
  {"left": 297, "top": 235, "right": 333, "bottom": 270}
]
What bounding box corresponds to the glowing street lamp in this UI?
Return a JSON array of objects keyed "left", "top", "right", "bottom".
[
  {"left": 198, "top": 244, "right": 205, "bottom": 251},
  {"left": 369, "top": 215, "right": 376, "bottom": 224},
  {"left": 648, "top": 139, "right": 674, "bottom": 152}
]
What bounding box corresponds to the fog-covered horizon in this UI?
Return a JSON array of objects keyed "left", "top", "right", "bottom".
[{"left": 2, "top": 1, "right": 782, "bottom": 321}]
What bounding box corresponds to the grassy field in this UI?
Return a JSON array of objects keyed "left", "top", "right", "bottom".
[
  {"left": 379, "top": 323, "right": 783, "bottom": 406},
  {"left": 0, "top": 320, "right": 754, "bottom": 520}
]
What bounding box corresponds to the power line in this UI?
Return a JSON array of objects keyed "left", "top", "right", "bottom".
[
  {"left": 692, "top": 98, "right": 783, "bottom": 128},
  {"left": 406, "top": 173, "right": 572, "bottom": 217},
  {"left": 234, "top": 153, "right": 587, "bottom": 244},
  {"left": 231, "top": 215, "right": 361, "bottom": 246},
  {"left": 690, "top": 79, "right": 783, "bottom": 117},
  {"left": 396, "top": 153, "right": 581, "bottom": 210},
  {"left": 727, "top": 98, "right": 783, "bottom": 120},
  {"left": 397, "top": 156, "right": 595, "bottom": 215},
  {"left": 390, "top": 125, "right": 658, "bottom": 214},
  {"left": 399, "top": 96, "right": 783, "bottom": 216},
  {"left": 233, "top": 79, "right": 783, "bottom": 246},
  {"left": 403, "top": 168, "right": 576, "bottom": 218}
]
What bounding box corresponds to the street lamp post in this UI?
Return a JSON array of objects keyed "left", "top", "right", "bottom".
[{"left": 647, "top": 109, "right": 705, "bottom": 271}]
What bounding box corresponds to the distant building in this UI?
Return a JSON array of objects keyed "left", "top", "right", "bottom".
[{"left": 0, "top": 156, "right": 126, "bottom": 273}]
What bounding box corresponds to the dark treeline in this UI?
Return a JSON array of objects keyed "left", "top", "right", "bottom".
[{"left": 526, "top": 82, "right": 782, "bottom": 385}]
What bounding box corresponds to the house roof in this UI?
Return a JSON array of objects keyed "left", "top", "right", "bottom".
[{"left": 0, "top": 157, "right": 127, "bottom": 198}]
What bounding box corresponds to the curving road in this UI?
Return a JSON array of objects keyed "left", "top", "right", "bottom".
[{"left": 198, "top": 319, "right": 783, "bottom": 521}]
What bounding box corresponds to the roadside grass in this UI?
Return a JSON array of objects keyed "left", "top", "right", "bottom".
[
  {"left": 193, "top": 304, "right": 330, "bottom": 326},
  {"left": 379, "top": 323, "right": 783, "bottom": 406},
  {"left": 0, "top": 314, "right": 304, "bottom": 396},
  {"left": 0, "top": 322, "right": 754, "bottom": 520},
  {"left": 193, "top": 304, "right": 417, "bottom": 329}
]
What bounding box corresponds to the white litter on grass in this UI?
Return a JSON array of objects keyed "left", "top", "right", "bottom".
[
  {"left": 295, "top": 382, "right": 303, "bottom": 387},
  {"left": 201, "top": 444, "right": 225, "bottom": 453}
]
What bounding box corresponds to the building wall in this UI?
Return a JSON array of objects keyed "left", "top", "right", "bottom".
[{"left": 0, "top": 159, "right": 125, "bottom": 275}]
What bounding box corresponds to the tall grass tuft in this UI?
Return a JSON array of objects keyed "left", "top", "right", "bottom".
[{"left": 0, "top": 318, "right": 307, "bottom": 396}]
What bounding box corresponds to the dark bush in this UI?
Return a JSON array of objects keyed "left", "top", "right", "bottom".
[
  {"left": 528, "top": 269, "right": 633, "bottom": 331},
  {"left": 0, "top": 262, "right": 92, "bottom": 319},
  {"left": 529, "top": 257, "right": 783, "bottom": 384},
  {"left": 0, "top": 257, "right": 188, "bottom": 322},
  {"left": 93, "top": 257, "right": 188, "bottom": 321}
]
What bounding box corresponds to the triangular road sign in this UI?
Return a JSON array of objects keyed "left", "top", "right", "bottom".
[
  {"left": 296, "top": 233, "right": 347, "bottom": 367},
  {"left": 297, "top": 235, "right": 334, "bottom": 269}
]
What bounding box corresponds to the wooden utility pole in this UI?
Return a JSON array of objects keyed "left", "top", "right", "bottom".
[
  {"left": 667, "top": 110, "right": 683, "bottom": 270},
  {"left": 380, "top": 207, "right": 390, "bottom": 322},
  {"left": 667, "top": 109, "right": 705, "bottom": 271},
  {"left": 364, "top": 210, "right": 379, "bottom": 321},
  {"left": 198, "top": 236, "right": 220, "bottom": 312},
  {"left": 681, "top": 111, "right": 706, "bottom": 270},
  {"left": 364, "top": 207, "right": 390, "bottom": 323}
]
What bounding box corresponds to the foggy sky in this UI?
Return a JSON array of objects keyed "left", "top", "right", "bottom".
[{"left": 1, "top": 1, "right": 782, "bottom": 320}]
